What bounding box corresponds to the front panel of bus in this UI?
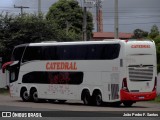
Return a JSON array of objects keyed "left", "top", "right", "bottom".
[
  {"left": 121, "top": 41, "right": 157, "bottom": 102},
  {"left": 9, "top": 46, "right": 26, "bottom": 96}
]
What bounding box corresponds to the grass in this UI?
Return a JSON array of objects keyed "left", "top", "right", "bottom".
[
  {"left": 149, "top": 95, "right": 160, "bottom": 103},
  {"left": 154, "top": 95, "right": 160, "bottom": 102},
  {"left": 0, "top": 88, "right": 9, "bottom": 95}
]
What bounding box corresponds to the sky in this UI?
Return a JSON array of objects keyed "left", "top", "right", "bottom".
[{"left": 0, "top": 0, "right": 160, "bottom": 33}]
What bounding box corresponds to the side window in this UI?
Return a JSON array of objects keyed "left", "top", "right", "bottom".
[
  {"left": 76, "top": 45, "right": 87, "bottom": 60},
  {"left": 22, "top": 72, "right": 83, "bottom": 85},
  {"left": 42, "top": 46, "right": 57, "bottom": 60},
  {"left": 11, "top": 46, "right": 25, "bottom": 61},
  {"left": 48, "top": 72, "right": 83, "bottom": 84},
  {"left": 86, "top": 45, "right": 103, "bottom": 60},
  {"left": 102, "top": 44, "right": 120, "bottom": 59},
  {"left": 22, "top": 72, "right": 48, "bottom": 84},
  {"left": 23, "top": 44, "right": 120, "bottom": 61},
  {"left": 22, "top": 46, "right": 42, "bottom": 62},
  {"left": 42, "top": 45, "right": 87, "bottom": 60},
  {"left": 57, "top": 46, "right": 80, "bottom": 60},
  {"left": 57, "top": 46, "right": 70, "bottom": 60}
]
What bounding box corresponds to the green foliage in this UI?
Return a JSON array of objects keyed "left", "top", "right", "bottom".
[
  {"left": 132, "top": 29, "right": 148, "bottom": 39},
  {"left": 149, "top": 25, "right": 159, "bottom": 39},
  {"left": 150, "top": 95, "right": 160, "bottom": 103},
  {"left": 0, "top": 13, "right": 58, "bottom": 61},
  {"left": 155, "top": 36, "right": 160, "bottom": 73},
  {"left": 0, "top": 88, "right": 9, "bottom": 95},
  {"left": 0, "top": 0, "right": 94, "bottom": 62},
  {"left": 46, "top": 0, "right": 93, "bottom": 41},
  {"left": 154, "top": 35, "right": 160, "bottom": 44}
]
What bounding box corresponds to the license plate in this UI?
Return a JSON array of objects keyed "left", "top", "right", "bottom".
[{"left": 139, "top": 96, "right": 144, "bottom": 99}]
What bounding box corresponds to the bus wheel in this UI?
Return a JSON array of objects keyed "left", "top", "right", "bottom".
[
  {"left": 82, "top": 91, "right": 91, "bottom": 105},
  {"left": 31, "top": 89, "right": 39, "bottom": 103},
  {"left": 21, "top": 89, "right": 30, "bottom": 102},
  {"left": 48, "top": 99, "right": 56, "bottom": 103},
  {"left": 123, "top": 101, "right": 134, "bottom": 107},
  {"left": 111, "top": 102, "right": 122, "bottom": 107},
  {"left": 57, "top": 100, "right": 66, "bottom": 104},
  {"left": 93, "top": 91, "right": 102, "bottom": 106}
]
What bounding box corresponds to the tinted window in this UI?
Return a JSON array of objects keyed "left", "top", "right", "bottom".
[
  {"left": 43, "top": 44, "right": 120, "bottom": 60},
  {"left": 56, "top": 45, "right": 87, "bottom": 60},
  {"left": 102, "top": 44, "right": 120, "bottom": 60},
  {"left": 22, "top": 72, "right": 83, "bottom": 85},
  {"left": 22, "top": 46, "right": 42, "bottom": 62},
  {"left": 42, "top": 46, "right": 57, "bottom": 60},
  {"left": 22, "top": 44, "right": 120, "bottom": 61},
  {"left": 11, "top": 46, "right": 25, "bottom": 61}
]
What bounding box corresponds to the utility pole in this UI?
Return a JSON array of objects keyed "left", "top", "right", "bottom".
[
  {"left": 114, "top": 0, "right": 119, "bottom": 39},
  {"left": 14, "top": 5, "right": 29, "bottom": 17},
  {"left": 83, "top": 5, "right": 87, "bottom": 41},
  {"left": 38, "top": 0, "right": 41, "bottom": 16},
  {"left": 83, "top": 0, "right": 95, "bottom": 41},
  {"left": 96, "top": 0, "right": 99, "bottom": 32}
]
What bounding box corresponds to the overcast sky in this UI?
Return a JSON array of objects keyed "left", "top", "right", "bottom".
[{"left": 0, "top": 0, "right": 160, "bottom": 33}]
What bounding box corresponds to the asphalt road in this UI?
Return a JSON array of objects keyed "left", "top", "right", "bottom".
[{"left": 0, "top": 94, "right": 160, "bottom": 120}]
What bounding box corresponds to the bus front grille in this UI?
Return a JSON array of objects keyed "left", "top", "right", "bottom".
[{"left": 128, "top": 66, "right": 153, "bottom": 81}]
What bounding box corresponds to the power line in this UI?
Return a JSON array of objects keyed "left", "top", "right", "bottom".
[
  {"left": 14, "top": 5, "right": 29, "bottom": 17},
  {"left": 102, "top": 16, "right": 160, "bottom": 19},
  {"left": 102, "top": 21, "right": 160, "bottom": 26}
]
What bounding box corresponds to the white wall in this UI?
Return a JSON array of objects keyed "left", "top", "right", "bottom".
[{"left": 0, "top": 70, "right": 9, "bottom": 88}]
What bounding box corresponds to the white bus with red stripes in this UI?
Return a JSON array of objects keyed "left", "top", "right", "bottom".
[{"left": 2, "top": 39, "right": 157, "bottom": 107}]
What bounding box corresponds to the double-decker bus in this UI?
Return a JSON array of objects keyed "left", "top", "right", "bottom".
[{"left": 2, "top": 39, "right": 157, "bottom": 107}]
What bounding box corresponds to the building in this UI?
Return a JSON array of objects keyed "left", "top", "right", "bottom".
[{"left": 93, "top": 32, "right": 133, "bottom": 41}]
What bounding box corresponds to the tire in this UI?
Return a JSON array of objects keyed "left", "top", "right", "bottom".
[
  {"left": 92, "top": 92, "right": 103, "bottom": 106},
  {"left": 82, "top": 91, "right": 91, "bottom": 105},
  {"left": 30, "top": 89, "right": 39, "bottom": 103},
  {"left": 21, "top": 89, "right": 30, "bottom": 102},
  {"left": 57, "top": 100, "right": 66, "bottom": 104},
  {"left": 123, "top": 101, "right": 134, "bottom": 107},
  {"left": 111, "top": 102, "right": 122, "bottom": 107},
  {"left": 48, "top": 99, "right": 56, "bottom": 103}
]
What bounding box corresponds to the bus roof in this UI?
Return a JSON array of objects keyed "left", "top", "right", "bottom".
[{"left": 14, "top": 39, "right": 154, "bottom": 47}]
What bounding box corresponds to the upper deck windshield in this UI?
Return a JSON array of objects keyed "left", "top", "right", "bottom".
[{"left": 11, "top": 46, "right": 25, "bottom": 61}]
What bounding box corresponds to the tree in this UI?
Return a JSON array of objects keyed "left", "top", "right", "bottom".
[
  {"left": 132, "top": 29, "right": 148, "bottom": 39},
  {"left": 0, "top": 13, "right": 58, "bottom": 61},
  {"left": 149, "top": 24, "right": 159, "bottom": 39},
  {"left": 46, "top": 0, "right": 93, "bottom": 41},
  {"left": 153, "top": 35, "right": 160, "bottom": 72}
]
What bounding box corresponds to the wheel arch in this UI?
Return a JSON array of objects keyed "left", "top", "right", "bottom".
[
  {"left": 92, "top": 88, "right": 102, "bottom": 96},
  {"left": 20, "top": 86, "right": 28, "bottom": 97},
  {"left": 30, "top": 87, "right": 37, "bottom": 95},
  {"left": 81, "top": 88, "right": 91, "bottom": 100}
]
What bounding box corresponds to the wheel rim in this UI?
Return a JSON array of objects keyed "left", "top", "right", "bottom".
[
  {"left": 23, "top": 91, "right": 29, "bottom": 100},
  {"left": 33, "top": 91, "right": 38, "bottom": 102},
  {"left": 84, "top": 95, "right": 89, "bottom": 104},
  {"left": 96, "top": 94, "right": 102, "bottom": 106}
]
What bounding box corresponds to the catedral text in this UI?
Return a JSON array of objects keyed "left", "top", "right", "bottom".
[
  {"left": 131, "top": 45, "right": 150, "bottom": 48},
  {"left": 46, "top": 62, "right": 77, "bottom": 70}
]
